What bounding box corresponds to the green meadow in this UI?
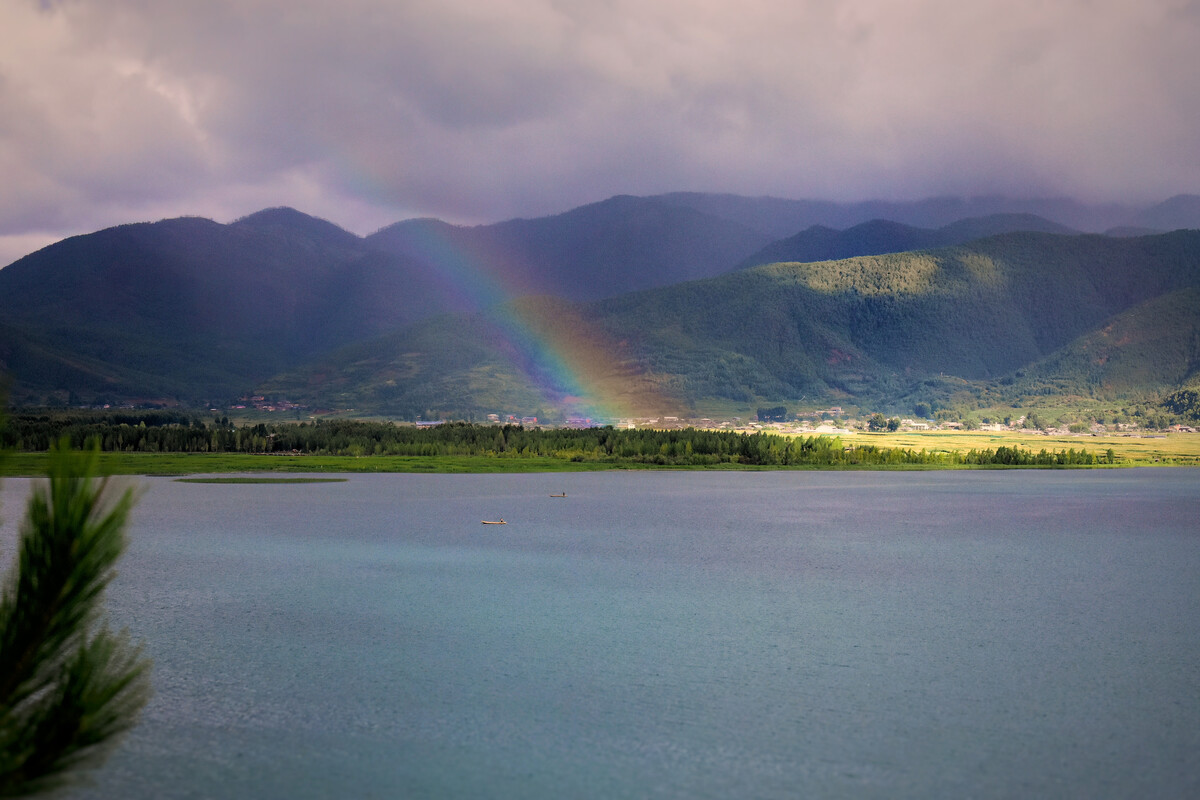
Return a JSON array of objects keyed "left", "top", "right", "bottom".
[
  {"left": 1, "top": 430, "right": 1196, "bottom": 477},
  {"left": 843, "top": 429, "right": 1200, "bottom": 466}
]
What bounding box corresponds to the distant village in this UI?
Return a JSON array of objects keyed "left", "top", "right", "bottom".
[{"left": 225, "top": 397, "right": 1197, "bottom": 436}]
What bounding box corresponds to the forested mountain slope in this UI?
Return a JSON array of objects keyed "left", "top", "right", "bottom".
[
  {"left": 598, "top": 230, "right": 1200, "bottom": 402},
  {"left": 0, "top": 211, "right": 452, "bottom": 402},
  {"left": 262, "top": 230, "right": 1200, "bottom": 417},
  {"left": 2, "top": 194, "right": 1197, "bottom": 412}
]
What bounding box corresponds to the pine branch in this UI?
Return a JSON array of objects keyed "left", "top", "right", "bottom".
[{"left": 0, "top": 439, "right": 152, "bottom": 797}]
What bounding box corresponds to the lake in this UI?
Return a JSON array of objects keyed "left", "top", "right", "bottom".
[{"left": 2, "top": 469, "right": 1198, "bottom": 798}]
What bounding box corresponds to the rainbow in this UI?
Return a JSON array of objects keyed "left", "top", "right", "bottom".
[{"left": 395, "top": 221, "right": 679, "bottom": 422}]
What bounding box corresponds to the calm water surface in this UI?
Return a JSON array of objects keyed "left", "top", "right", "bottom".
[{"left": 1, "top": 469, "right": 1198, "bottom": 798}]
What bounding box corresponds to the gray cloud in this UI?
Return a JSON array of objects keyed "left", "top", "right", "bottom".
[{"left": 1, "top": 0, "right": 1198, "bottom": 264}]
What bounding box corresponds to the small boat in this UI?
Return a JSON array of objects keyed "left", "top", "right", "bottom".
[
  {"left": 550, "top": 492, "right": 566, "bottom": 498},
  {"left": 481, "top": 519, "right": 507, "bottom": 525}
]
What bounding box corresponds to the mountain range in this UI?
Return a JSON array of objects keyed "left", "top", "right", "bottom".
[
  {"left": 736, "top": 214, "right": 1078, "bottom": 269},
  {"left": 1, "top": 192, "right": 1199, "bottom": 419}
]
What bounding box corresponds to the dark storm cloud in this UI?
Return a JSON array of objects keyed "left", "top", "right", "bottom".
[{"left": 1, "top": 0, "right": 1198, "bottom": 264}]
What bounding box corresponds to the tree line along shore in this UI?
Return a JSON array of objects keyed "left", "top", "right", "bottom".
[{"left": 1, "top": 411, "right": 1119, "bottom": 470}]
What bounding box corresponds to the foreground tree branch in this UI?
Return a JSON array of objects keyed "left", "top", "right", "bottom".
[{"left": 0, "top": 440, "right": 151, "bottom": 797}]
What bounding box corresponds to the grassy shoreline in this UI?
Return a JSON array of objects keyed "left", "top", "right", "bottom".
[{"left": 1, "top": 430, "right": 1196, "bottom": 476}]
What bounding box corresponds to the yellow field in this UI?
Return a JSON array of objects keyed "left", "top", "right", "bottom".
[{"left": 839, "top": 429, "right": 1200, "bottom": 465}]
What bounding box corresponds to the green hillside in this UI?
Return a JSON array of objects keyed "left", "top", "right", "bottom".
[
  {"left": 1000, "top": 288, "right": 1200, "bottom": 398},
  {"left": 259, "top": 297, "right": 683, "bottom": 420},
  {"left": 258, "top": 311, "right": 548, "bottom": 419},
  {"left": 595, "top": 231, "right": 1200, "bottom": 400}
]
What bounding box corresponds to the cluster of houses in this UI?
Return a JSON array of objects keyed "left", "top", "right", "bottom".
[
  {"left": 225, "top": 398, "right": 1196, "bottom": 435},
  {"left": 231, "top": 396, "right": 307, "bottom": 413},
  {"left": 486, "top": 413, "right": 543, "bottom": 426}
]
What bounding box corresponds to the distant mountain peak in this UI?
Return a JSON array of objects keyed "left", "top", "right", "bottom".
[
  {"left": 1136, "top": 194, "right": 1200, "bottom": 231},
  {"left": 937, "top": 213, "right": 1076, "bottom": 239},
  {"left": 233, "top": 207, "right": 360, "bottom": 245},
  {"left": 370, "top": 216, "right": 463, "bottom": 236},
  {"left": 235, "top": 206, "right": 310, "bottom": 225}
]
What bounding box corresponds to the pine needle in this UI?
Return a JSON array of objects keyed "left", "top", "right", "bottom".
[{"left": 0, "top": 439, "right": 151, "bottom": 797}]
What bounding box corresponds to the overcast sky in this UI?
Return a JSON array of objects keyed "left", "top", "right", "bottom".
[{"left": 1, "top": 0, "right": 1198, "bottom": 265}]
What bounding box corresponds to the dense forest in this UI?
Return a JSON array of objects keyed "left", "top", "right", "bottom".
[{"left": 1, "top": 412, "right": 1107, "bottom": 468}]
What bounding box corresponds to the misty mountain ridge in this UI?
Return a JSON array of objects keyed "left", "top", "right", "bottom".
[
  {"left": 7, "top": 191, "right": 1199, "bottom": 274},
  {"left": 737, "top": 214, "right": 1078, "bottom": 269},
  {"left": 366, "top": 194, "right": 772, "bottom": 301},
  {"left": 652, "top": 192, "right": 1200, "bottom": 238}
]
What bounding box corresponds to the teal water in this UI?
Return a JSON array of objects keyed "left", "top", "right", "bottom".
[{"left": 2, "top": 470, "right": 1198, "bottom": 798}]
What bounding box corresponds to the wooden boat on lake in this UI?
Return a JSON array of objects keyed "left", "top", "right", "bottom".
[
  {"left": 481, "top": 519, "right": 507, "bottom": 525},
  {"left": 550, "top": 492, "right": 566, "bottom": 497}
]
